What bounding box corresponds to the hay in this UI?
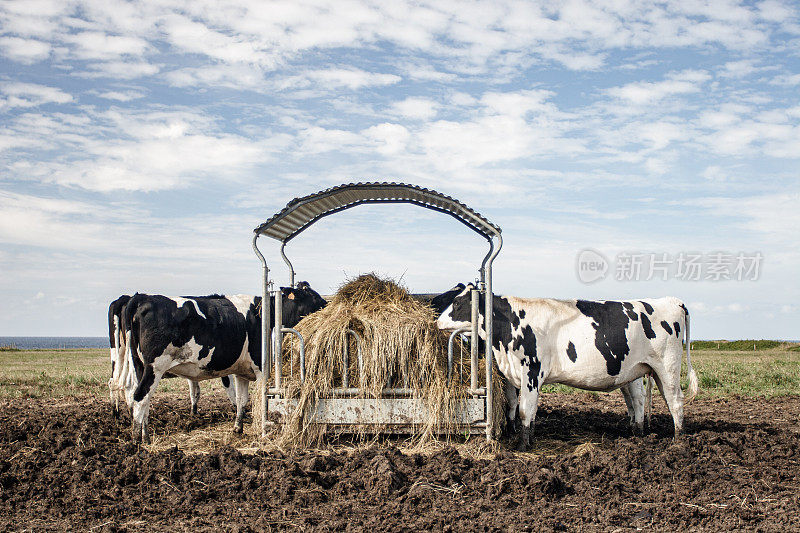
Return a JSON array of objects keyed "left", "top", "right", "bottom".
[{"left": 268, "top": 273, "right": 503, "bottom": 448}]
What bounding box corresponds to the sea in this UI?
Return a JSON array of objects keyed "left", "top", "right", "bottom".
[{"left": 0, "top": 337, "right": 108, "bottom": 350}]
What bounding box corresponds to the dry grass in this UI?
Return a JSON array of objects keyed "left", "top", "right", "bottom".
[{"left": 262, "top": 273, "right": 503, "bottom": 448}]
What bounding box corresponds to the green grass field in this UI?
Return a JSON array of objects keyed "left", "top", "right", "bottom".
[{"left": 1, "top": 345, "right": 799, "bottom": 399}]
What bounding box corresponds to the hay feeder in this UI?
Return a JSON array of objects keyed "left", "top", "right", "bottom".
[{"left": 252, "top": 182, "right": 502, "bottom": 441}]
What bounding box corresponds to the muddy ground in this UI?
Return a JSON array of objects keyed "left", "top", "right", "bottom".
[{"left": 1, "top": 393, "right": 798, "bottom": 532}]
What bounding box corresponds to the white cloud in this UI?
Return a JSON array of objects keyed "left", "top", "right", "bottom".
[
  {"left": 717, "top": 59, "right": 760, "bottom": 78},
  {"left": 691, "top": 193, "right": 800, "bottom": 246},
  {"left": 82, "top": 60, "right": 160, "bottom": 79},
  {"left": 0, "top": 82, "right": 72, "bottom": 109},
  {"left": 607, "top": 70, "right": 710, "bottom": 105},
  {"left": 0, "top": 36, "right": 50, "bottom": 63},
  {"left": 62, "top": 31, "right": 149, "bottom": 60},
  {"left": 95, "top": 90, "right": 146, "bottom": 102},
  {"left": 280, "top": 69, "right": 401, "bottom": 91},
  {"left": 388, "top": 97, "right": 439, "bottom": 120},
  {"left": 362, "top": 123, "right": 410, "bottom": 155},
  {"left": 769, "top": 73, "right": 800, "bottom": 86}
]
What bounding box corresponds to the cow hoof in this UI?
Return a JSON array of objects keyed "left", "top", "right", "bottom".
[
  {"left": 190, "top": 406, "right": 198, "bottom": 415},
  {"left": 233, "top": 424, "right": 243, "bottom": 434},
  {"left": 516, "top": 440, "right": 529, "bottom": 452}
]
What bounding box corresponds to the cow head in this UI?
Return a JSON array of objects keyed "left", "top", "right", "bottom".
[
  {"left": 280, "top": 281, "right": 327, "bottom": 327},
  {"left": 437, "top": 284, "right": 517, "bottom": 353},
  {"left": 430, "top": 283, "right": 466, "bottom": 315},
  {"left": 436, "top": 283, "right": 476, "bottom": 330}
]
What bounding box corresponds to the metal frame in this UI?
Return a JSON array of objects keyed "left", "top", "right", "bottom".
[{"left": 252, "top": 182, "right": 502, "bottom": 440}]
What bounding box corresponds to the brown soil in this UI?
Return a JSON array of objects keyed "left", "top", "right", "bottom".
[{"left": 1, "top": 393, "right": 799, "bottom": 532}]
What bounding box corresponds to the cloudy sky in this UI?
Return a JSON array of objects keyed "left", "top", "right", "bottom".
[{"left": 1, "top": 0, "right": 798, "bottom": 339}]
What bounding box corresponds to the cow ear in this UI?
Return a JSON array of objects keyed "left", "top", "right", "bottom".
[{"left": 286, "top": 290, "right": 296, "bottom": 300}]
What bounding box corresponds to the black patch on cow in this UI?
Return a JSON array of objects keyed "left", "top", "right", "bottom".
[
  {"left": 661, "top": 321, "right": 673, "bottom": 335},
  {"left": 133, "top": 365, "right": 155, "bottom": 402},
  {"left": 622, "top": 302, "right": 638, "bottom": 321},
  {"left": 640, "top": 313, "right": 656, "bottom": 339},
  {"left": 640, "top": 301, "right": 654, "bottom": 315},
  {"left": 575, "top": 300, "right": 631, "bottom": 376},
  {"left": 679, "top": 303, "right": 688, "bottom": 316},
  {"left": 515, "top": 328, "right": 540, "bottom": 392},
  {"left": 220, "top": 376, "right": 230, "bottom": 388},
  {"left": 430, "top": 283, "right": 465, "bottom": 315},
  {"left": 518, "top": 309, "right": 526, "bottom": 319},
  {"left": 566, "top": 341, "right": 577, "bottom": 363},
  {"left": 674, "top": 321, "right": 681, "bottom": 337},
  {"left": 449, "top": 292, "right": 516, "bottom": 352},
  {"left": 108, "top": 295, "right": 131, "bottom": 348}
]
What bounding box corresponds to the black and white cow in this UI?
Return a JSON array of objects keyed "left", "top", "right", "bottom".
[
  {"left": 109, "top": 295, "right": 238, "bottom": 417},
  {"left": 437, "top": 285, "right": 698, "bottom": 450},
  {"left": 123, "top": 284, "right": 326, "bottom": 443},
  {"left": 108, "top": 295, "right": 131, "bottom": 417},
  {"left": 431, "top": 284, "right": 646, "bottom": 436}
]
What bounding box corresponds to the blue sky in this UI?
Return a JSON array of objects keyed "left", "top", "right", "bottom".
[{"left": 0, "top": 0, "right": 798, "bottom": 339}]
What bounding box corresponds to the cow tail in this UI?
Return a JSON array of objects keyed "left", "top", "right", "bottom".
[{"left": 684, "top": 305, "right": 699, "bottom": 402}]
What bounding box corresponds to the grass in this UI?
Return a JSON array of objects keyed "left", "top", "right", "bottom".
[
  {"left": 0, "top": 348, "right": 226, "bottom": 399},
  {"left": 1, "top": 345, "right": 800, "bottom": 399},
  {"left": 690, "top": 339, "right": 787, "bottom": 351},
  {"left": 542, "top": 344, "right": 800, "bottom": 397}
]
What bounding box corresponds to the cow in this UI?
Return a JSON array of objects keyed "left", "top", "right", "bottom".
[
  {"left": 123, "top": 283, "right": 326, "bottom": 443},
  {"left": 437, "top": 284, "right": 698, "bottom": 450},
  {"left": 430, "top": 284, "right": 647, "bottom": 436},
  {"left": 108, "top": 295, "right": 131, "bottom": 417},
  {"left": 108, "top": 295, "right": 238, "bottom": 417}
]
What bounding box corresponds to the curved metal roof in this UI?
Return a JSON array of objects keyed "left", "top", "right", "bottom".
[{"left": 254, "top": 182, "right": 502, "bottom": 243}]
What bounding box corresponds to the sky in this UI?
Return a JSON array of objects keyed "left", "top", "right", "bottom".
[{"left": 0, "top": 0, "right": 798, "bottom": 339}]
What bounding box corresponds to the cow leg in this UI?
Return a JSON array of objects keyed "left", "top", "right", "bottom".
[
  {"left": 221, "top": 376, "right": 238, "bottom": 408},
  {"left": 502, "top": 382, "right": 520, "bottom": 437},
  {"left": 233, "top": 376, "right": 250, "bottom": 433},
  {"left": 620, "top": 383, "right": 635, "bottom": 428},
  {"left": 644, "top": 373, "right": 654, "bottom": 430},
  {"left": 649, "top": 366, "right": 684, "bottom": 438},
  {"left": 621, "top": 379, "right": 646, "bottom": 435},
  {"left": 131, "top": 364, "right": 163, "bottom": 444},
  {"left": 188, "top": 380, "right": 200, "bottom": 415},
  {"left": 517, "top": 383, "right": 542, "bottom": 452}
]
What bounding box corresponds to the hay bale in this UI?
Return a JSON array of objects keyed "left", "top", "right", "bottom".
[{"left": 273, "top": 273, "right": 502, "bottom": 447}]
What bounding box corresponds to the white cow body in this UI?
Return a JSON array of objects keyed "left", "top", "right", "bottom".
[{"left": 438, "top": 286, "right": 697, "bottom": 449}]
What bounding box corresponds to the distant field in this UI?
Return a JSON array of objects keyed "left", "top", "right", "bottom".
[
  {"left": 1, "top": 345, "right": 799, "bottom": 399},
  {"left": 0, "top": 349, "right": 230, "bottom": 399}
]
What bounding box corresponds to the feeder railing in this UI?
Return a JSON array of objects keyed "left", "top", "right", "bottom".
[
  {"left": 447, "top": 327, "right": 472, "bottom": 383},
  {"left": 283, "top": 327, "right": 305, "bottom": 383}
]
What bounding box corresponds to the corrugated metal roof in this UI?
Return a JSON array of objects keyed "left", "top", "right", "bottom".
[{"left": 254, "top": 182, "right": 501, "bottom": 242}]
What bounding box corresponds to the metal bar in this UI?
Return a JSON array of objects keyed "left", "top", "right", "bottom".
[
  {"left": 484, "top": 233, "right": 502, "bottom": 441},
  {"left": 282, "top": 328, "right": 305, "bottom": 383},
  {"left": 273, "top": 287, "right": 283, "bottom": 394},
  {"left": 470, "top": 287, "right": 479, "bottom": 395},
  {"left": 341, "top": 333, "right": 349, "bottom": 389},
  {"left": 252, "top": 234, "right": 271, "bottom": 437},
  {"left": 479, "top": 238, "right": 494, "bottom": 287},
  {"left": 447, "top": 327, "right": 471, "bottom": 383},
  {"left": 280, "top": 242, "right": 295, "bottom": 287}
]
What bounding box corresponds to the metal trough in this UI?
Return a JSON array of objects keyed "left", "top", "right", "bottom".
[{"left": 252, "top": 182, "right": 502, "bottom": 440}]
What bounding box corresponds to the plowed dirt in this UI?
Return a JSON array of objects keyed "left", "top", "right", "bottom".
[{"left": 1, "top": 393, "right": 798, "bottom": 531}]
